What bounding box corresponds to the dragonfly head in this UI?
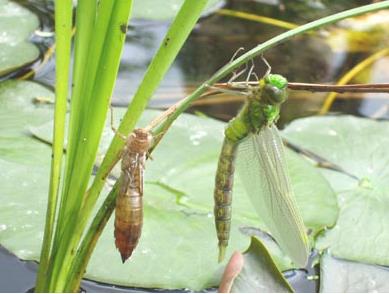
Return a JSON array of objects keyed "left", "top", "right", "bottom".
[{"left": 262, "top": 74, "right": 288, "bottom": 105}]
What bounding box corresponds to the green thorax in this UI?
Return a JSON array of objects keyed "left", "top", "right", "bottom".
[{"left": 225, "top": 74, "right": 288, "bottom": 143}]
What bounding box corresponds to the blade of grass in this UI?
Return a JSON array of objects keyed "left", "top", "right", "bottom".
[
  {"left": 218, "top": 9, "right": 298, "bottom": 30},
  {"left": 319, "top": 48, "right": 389, "bottom": 115},
  {"left": 35, "top": 1, "right": 73, "bottom": 291},
  {"left": 51, "top": 0, "right": 97, "bottom": 251},
  {"left": 79, "top": 0, "right": 209, "bottom": 251},
  {"left": 65, "top": 182, "right": 119, "bottom": 292},
  {"left": 50, "top": 0, "right": 208, "bottom": 289},
  {"left": 49, "top": 1, "right": 134, "bottom": 291},
  {"left": 52, "top": 0, "right": 115, "bottom": 248}
]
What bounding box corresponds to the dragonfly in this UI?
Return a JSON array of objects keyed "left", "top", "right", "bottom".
[{"left": 213, "top": 73, "right": 310, "bottom": 267}]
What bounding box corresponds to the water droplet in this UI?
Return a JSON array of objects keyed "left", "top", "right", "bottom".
[
  {"left": 328, "top": 129, "right": 337, "bottom": 136},
  {"left": 0, "top": 224, "right": 7, "bottom": 231},
  {"left": 26, "top": 210, "right": 39, "bottom": 215},
  {"left": 189, "top": 130, "right": 207, "bottom": 146}
]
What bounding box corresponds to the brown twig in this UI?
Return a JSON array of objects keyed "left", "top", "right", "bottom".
[{"left": 213, "top": 81, "right": 389, "bottom": 93}]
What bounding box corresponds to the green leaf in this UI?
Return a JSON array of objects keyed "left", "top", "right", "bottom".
[
  {"left": 229, "top": 237, "right": 293, "bottom": 293},
  {"left": 132, "top": 0, "right": 223, "bottom": 20},
  {"left": 0, "top": 80, "right": 53, "bottom": 164},
  {"left": 283, "top": 115, "right": 389, "bottom": 266},
  {"left": 0, "top": 82, "right": 336, "bottom": 290},
  {"left": 320, "top": 252, "right": 389, "bottom": 292},
  {"left": 0, "top": 0, "right": 40, "bottom": 76}
]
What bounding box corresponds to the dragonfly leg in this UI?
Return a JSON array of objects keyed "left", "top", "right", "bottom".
[
  {"left": 261, "top": 54, "right": 272, "bottom": 77},
  {"left": 229, "top": 47, "right": 245, "bottom": 63},
  {"left": 227, "top": 47, "right": 248, "bottom": 84}
]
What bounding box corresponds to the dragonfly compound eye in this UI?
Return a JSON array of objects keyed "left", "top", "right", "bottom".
[
  {"left": 262, "top": 74, "right": 288, "bottom": 104},
  {"left": 265, "top": 74, "right": 288, "bottom": 89}
]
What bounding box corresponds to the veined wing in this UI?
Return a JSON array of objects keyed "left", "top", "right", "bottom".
[{"left": 237, "top": 124, "right": 309, "bottom": 267}]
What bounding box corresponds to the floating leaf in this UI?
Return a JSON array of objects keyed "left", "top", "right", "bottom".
[
  {"left": 0, "top": 0, "right": 40, "bottom": 76},
  {"left": 0, "top": 81, "right": 336, "bottom": 290},
  {"left": 320, "top": 253, "right": 389, "bottom": 292},
  {"left": 132, "top": 0, "right": 224, "bottom": 20},
  {"left": 283, "top": 115, "right": 389, "bottom": 266}
]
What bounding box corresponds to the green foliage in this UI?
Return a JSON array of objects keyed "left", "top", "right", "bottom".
[
  {"left": 2, "top": 0, "right": 389, "bottom": 292},
  {"left": 33, "top": 0, "right": 210, "bottom": 292},
  {"left": 0, "top": 81, "right": 337, "bottom": 289}
]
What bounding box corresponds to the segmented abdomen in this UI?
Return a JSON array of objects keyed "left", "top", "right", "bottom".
[
  {"left": 214, "top": 137, "right": 238, "bottom": 262},
  {"left": 114, "top": 128, "right": 152, "bottom": 263}
]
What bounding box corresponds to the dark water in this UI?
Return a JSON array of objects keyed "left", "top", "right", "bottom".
[{"left": 1, "top": 0, "right": 389, "bottom": 292}]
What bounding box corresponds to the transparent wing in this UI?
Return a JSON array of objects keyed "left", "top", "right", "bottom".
[{"left": 237, "top": 124, "right": 309, "bottom": 267}]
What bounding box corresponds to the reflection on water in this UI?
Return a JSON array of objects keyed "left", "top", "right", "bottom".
[
  {"left": 95, "top": 1, "right": 389, "bottom": 122},
  {"left": 23, "top": 0, "right": 389, "bottom": 123}
]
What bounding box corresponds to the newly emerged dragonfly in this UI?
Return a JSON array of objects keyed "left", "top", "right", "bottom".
[
  {"left": 214, "top": 74, "right": 310, "bottom": 267},
  {"left": 114, "top": 128, "right": 153, "bottom": 263}
]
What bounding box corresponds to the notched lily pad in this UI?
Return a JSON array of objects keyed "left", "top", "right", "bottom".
[
  {"left": 283, "top": 116, "right": 389, "bottom": 266},
  {"left": 0, "top": 0, "right": 40, "bottom": 76}
]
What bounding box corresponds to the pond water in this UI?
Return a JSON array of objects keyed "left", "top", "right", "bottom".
[{"left": 1, "top": 0, "right": 389, "bottom": 292}]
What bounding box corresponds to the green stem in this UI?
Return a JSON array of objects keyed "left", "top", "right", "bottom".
[
  {"left": 53, "top": 0, "right": 97, "bottom": 244},
  {"left": 65, "top": 182, "right": 119, "bottom": 292},
  {"left": 79, "top": 0, "right": 209, "bottom": 260},
  {"left": 50, "top": 1, "right": 134, "bottom": 291},
  {"left": 35, "top": 1, "right": 72, "bottom": 291}
]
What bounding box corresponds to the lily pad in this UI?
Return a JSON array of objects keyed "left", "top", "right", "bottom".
[
  {"left": 229, "top": 237, "right": 293, "bottom": 293},
  {"left": 0, "top": 80, "right": 337, "bottom": 290},
  {"left": 320, "top": 253, "right": 389, "bottom": 292},
  {"left": 132, "top": 0, "right": 224, "bottom": 20},
  {"left": 283, "top": 116, "right": 389, "bottom": 266},
  {"left": 0, "top": 0, "right": 40, "bottom": 76}
]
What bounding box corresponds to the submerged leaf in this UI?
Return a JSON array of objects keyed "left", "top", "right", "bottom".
[{"left": 0, "top": 0, "right": 40, "bottom": 76}]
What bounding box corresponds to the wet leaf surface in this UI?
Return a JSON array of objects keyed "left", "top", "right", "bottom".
[
  {"left": 320, "top": 253, "right": 389, "bottom": 292},
  {"left": 0, "top": 80, "right": 336, "bottom": 290},
  {"left": 132, "top": 0, "right": 224, "bottom": 20},
  {"left": 283, "top": 116, "right": 389, "bottom": 267},
  {"left": 0, "top": 0, "right": 40, "bottom": 76}
]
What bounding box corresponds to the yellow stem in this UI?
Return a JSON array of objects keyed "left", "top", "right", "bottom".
[
  {"left": 217, "top": 9, "right": 298, "bottom": 30},
  {"left": 319, "top": 48, "right": 389, "bottom": 115}
]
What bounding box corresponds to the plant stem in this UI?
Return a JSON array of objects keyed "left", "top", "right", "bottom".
[
  {"left": 65, "top": 182, "right": 119, "bottom": 292},
  {"left": 319, "top": 48, "right": 389, "bottom": 114},
  {"left": 50, "top": 1, "right": 134, "bottom": 291},
  {"left": 80, "top": 0, "right": 209, "bottom": 254},
  {"left": 35, "top": 1, "right": 72, "bottom": 291}
]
